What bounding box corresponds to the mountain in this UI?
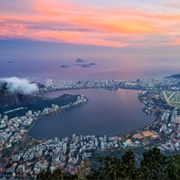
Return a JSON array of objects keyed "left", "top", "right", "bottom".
[
  {"left": 0, "top": 88, "right": 38, "bottom": 107},
  {"left": 166, "top": 74, "right": 180, "bottom": 78}
]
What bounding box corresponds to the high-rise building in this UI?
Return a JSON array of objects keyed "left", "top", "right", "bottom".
[{"left": 63, "top": 142, "right": 67, "bottom": 152}]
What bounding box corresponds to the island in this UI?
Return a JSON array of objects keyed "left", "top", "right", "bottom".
[
  {"left": 7, "top": 61, "right": 14, "bottom": 64},
  {"left": 60, "top": 65, "right": 69, "bottom": 68},
  {"left": 76, "top": 58, "right": 86, "bottom": 63}
]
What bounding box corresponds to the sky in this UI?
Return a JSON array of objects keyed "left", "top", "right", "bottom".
[
  {"left": 0, "top": 0, "right": 180, "bottom": 47},
  {"left": 0, "top": 0, "right": 180, "bottom": 72}
]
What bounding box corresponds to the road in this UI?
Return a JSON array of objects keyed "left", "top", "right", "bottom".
[{"left": 0, "top": 134, "right": 27, "bottom": 176}]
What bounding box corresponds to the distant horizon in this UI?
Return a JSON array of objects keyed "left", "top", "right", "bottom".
[{"left": 0, "top": 1, "right": 179, "bottom": 80}]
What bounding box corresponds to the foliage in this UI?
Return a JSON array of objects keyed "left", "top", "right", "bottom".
[
  {"left": 36, "top": 168, "right": 78, "bottom": 180},
  {"left": 37, "top": 147, "right": 180, "bottom": 180},
  {"left": 165, "top": 154, "right": 180, "bottom": 179},
  {"left": 87, "top": 149, "right": 138, "bottom": 180},
  {"left": 77, "top": 159, "right": 91, "bottom": 180},
  {"left": 139, "top": 147, "right": 168, "bottom": 179}
]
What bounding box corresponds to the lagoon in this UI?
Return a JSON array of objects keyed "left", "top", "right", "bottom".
[{"left": 29, "top": 89, "right": 154, "bottom": 139}]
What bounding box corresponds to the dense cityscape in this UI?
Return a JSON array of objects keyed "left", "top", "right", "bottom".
[
  {"left": 1, "top": 0, "right": 180, "bottom": 179},
  {"left": 0, "top": 76, "right": 180, "bottom": 179}
]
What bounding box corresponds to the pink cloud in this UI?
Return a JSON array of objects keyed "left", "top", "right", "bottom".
[{"left": 0, "top": 0, "right": 179, "bottom": 48}]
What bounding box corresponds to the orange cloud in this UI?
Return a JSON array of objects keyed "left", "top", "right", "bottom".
[
  {"left": 32, "top": 1, "right": 163, "bottom": 34},
  {"left": 168, "top": 40, "right": 180, "bottom": 46},
  {"left": 34, "top": 31, "right": 83, "bottom": 43},
  {"left": 29, "top": 30, "right": 128, "bottom": 47},
  {"left": 0, "top": 0, "right": 179, "bottom": 48},
  {"left": 73, "top": 16, "right": 161, "bottom": 34},
  {"left": 0, "top": 23, "right": 27, "bottom": 38},
  {"left": 175, "top": 40, "right": 180, "bottom": 45}
]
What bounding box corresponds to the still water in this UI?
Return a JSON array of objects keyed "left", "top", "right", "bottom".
[{"left": 30, "top": 89, "right": 154, "bottom": 139}]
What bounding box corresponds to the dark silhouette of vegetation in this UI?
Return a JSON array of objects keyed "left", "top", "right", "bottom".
[
  {"left": 37, "top": 168, "right": 78, "bottom": 180},
  {"left": 166, "top": 155, "right": 180, "bottom": 179},
  {"left": 37, "top": 147, "right": 180, "bottom": 180},
  {"left": 139, "top": 147, "right": 168, "bottom": 179}
]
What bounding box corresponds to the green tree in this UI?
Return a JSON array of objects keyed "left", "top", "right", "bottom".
[
  {"left": 77, "top": 159, "right": 91, "bottom": 180},
  {"left": 140, "top": 147, "right": 167, "bottom": 180},
  {"left": 51, "top": 168, "right": 62, "bottom": 180},
  {"left": 87, "top": 150, "right": 138, "bottom": 180},
  {"left": 37, "top": 147, "right": 180, "bottom": 180},
  {"left": 36, "top": 170, "right": 51, "bottom": 180},
  {"left": 120, "top": 149, "right": 139, "bottom": 179},
  {"left": 165, "top": 154, "right": 180, "bottom": 179},
  {"left": 37, "top": 168, "right": 78, "bottom": 180}
]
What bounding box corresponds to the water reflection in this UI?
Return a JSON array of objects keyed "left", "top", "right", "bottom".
[{"left": 30, "top": 89, "right": 154, "bottom": 139}]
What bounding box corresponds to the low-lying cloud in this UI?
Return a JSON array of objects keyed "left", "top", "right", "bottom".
[{"left": 0, "top": 77, "right": 38, "bottom": 95}]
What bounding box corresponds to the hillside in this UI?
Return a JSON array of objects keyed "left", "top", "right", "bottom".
[{"left": 0, "top": 93, "right": 82, "bottom": 119}]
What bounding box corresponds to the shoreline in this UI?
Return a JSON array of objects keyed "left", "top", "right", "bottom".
[{"left": 1, "top": 77, "right": 180, "bottom": 178}]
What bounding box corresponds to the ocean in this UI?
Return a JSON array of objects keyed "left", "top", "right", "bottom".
[{"left": 0, "top": 55, "right": 179, "bottom": 81}]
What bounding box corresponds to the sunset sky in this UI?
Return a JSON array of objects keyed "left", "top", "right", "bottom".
[
  {"left": 0, "top": 0, "right": 180, "bottom": 79},
  {"left": 1, "top": 0, "right": 180, "bottom": 46},
  {"left": 0, "top": 0, "right": 180, "bottom": 61}
]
